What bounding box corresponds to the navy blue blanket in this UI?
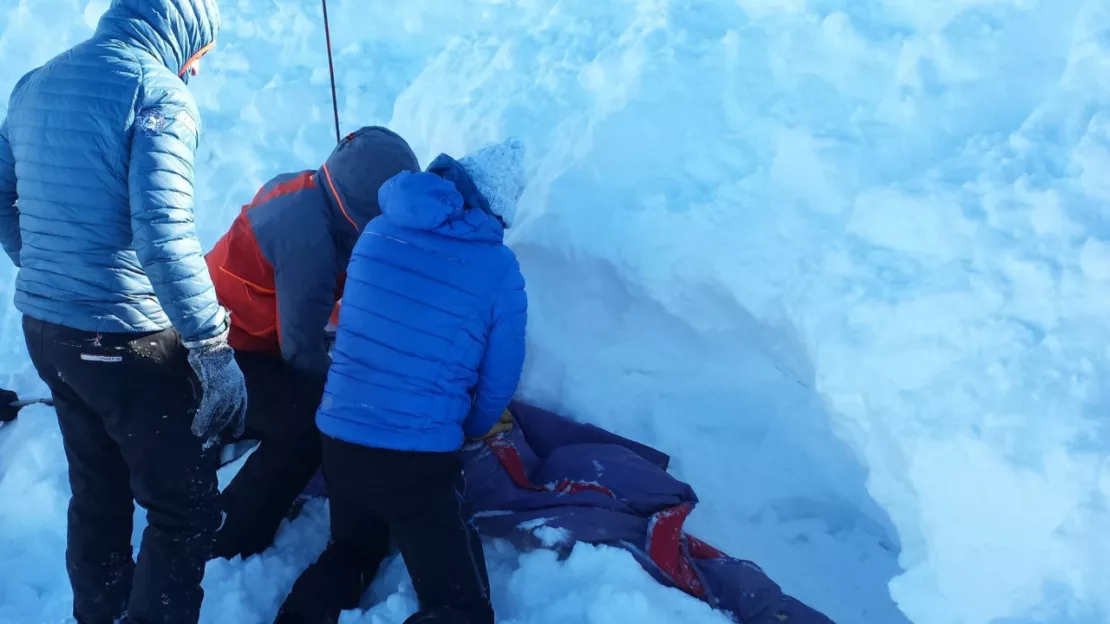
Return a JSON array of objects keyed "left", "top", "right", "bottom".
[{"left": 300, "top": 401, "right": 835, "bottom": 623}]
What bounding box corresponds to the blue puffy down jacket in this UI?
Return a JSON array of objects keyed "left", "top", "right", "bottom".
[
  {"left": 0, "top": 0, "right": 227, "bottom": 342},
  {"left": 316, "top": 155, "right": 529, "bottom": 453}
]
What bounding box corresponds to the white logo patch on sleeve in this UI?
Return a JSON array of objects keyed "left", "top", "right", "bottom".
[
  {"left": 136, "top": 109, "right": 168, "bottom": 135},
  {"left": 136, "top": 109, "right": 198, "bottom": 141}
]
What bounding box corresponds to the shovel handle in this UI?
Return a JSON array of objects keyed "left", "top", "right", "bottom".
[{"left": 9, "top": 397, "right": 54, "bottom": 408}]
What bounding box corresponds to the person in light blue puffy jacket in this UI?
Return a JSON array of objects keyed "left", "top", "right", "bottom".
[
  {"left": 0, "top": 1, "right": 247, "bottom": 621},
  {"left": 277, "top": 139, "right": 528, "bottom": 624}
]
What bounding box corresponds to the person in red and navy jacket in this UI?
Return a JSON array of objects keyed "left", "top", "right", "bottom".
[{"left": 205, "top": 126, "right": 420, "bottom": 560}]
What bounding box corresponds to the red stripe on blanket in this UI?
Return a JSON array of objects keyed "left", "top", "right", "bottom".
[
  {"left": 647, "top": 503, "right": 706, "bottom": 597},
  {"left": 687, "top": 534, "right": 727, "bottom": 560},
  {"left": 484, "top": 436, "right": 616, "bottom": 498},
  {"left": 484, "top": 436, "right": 717, "bottom": 600},
  {"left": 485, "top": 436, "right": 546, "bottom": 491}
]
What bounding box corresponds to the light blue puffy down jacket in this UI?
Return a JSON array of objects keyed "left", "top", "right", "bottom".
[{"left": 0, "top": 0, "right": 227, "bottom": 342}]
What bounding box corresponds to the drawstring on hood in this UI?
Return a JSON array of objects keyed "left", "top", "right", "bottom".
[
  {"left": 95, "top": 0, "right": 221, "bottom": 81},
  {"left": 315, "top": 126, "right": 421, "bottom": 255}
]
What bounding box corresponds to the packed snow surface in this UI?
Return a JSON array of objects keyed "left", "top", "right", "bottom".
[{"left": 2, "top": 1, "right": 1109, "bottom": 623}]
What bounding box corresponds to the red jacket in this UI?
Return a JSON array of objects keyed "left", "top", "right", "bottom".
[
  {"left": 207, "top": 171, "right": 344, "bottom": 355},
  {"left": 204, "top": 127, "right": 419, "bottom": 376}
]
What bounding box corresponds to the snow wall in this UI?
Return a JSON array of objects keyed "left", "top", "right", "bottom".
[{"left": 0, "top": 1, "right": 1107, "bottom": 623}]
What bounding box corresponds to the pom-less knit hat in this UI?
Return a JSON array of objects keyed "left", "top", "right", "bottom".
[{"left": 457, "top": 137, "right": 526, "bottom": 228}]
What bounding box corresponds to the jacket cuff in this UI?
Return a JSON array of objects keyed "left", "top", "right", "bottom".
[
  {"left": 182, "top": 309, "right": 231, "bottom": 350},
  {"left": 463, "top": 407, "right": 500, "bottom": 439},
  {"left": 287, "top": 347, "right": 332, "bottom": 382}
]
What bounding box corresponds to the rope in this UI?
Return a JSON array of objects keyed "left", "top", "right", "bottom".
[{"left": 321, "top": 0, "right": 341, "bottom": 144}]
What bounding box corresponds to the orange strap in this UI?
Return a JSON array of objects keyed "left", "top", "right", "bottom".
[
  {"left": 321, "top": 162, "right": 359, "bottom": 231},
  {"left": 217, "top": 265, "right": 275, "bottom": 295},
  {"left": 179, "top": 42, "right": 215, "bottom": 77}
]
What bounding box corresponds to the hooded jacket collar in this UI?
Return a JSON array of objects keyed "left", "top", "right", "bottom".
[
  {"left": 94, "top": 0, "right": 220, "bottom": 78},
  {"left": 315, "top": 126, "right": 421, "bottom": 257},
  {"left": 375, "top": 154, "right": 505, "bottom": 244}
]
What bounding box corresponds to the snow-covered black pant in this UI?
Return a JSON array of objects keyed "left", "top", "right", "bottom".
[
  {"left": 22, "top": 316, "right": 220, "bottom": 624},
  {"left": 211, "top": 350, "right": 323, "bottom": 559},
  {"left": 276, "top": 435, "right": 494, "bottom": 624}
]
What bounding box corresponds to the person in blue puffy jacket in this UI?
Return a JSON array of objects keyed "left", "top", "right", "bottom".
[
  {"left": 276, "top": 139, "right": 529, "bottom": 624},
  {"left": 0, "top": 1, "right": 247, "bottom": 622}
]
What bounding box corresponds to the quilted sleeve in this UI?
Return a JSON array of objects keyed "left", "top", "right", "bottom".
[
  {"left": 272, "top": 226, "right": 340, "bottom": 380},
  {"left": 128, "top": 91, "right": 226, "bottom": 343},
  {"left": 0, "top": 119, "right": 21, "bottom": 267},
  {"left": 463, "top": 255, "right": 529, "bottom": 438}
]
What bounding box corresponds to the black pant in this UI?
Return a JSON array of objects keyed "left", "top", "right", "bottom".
[
  {"left": 212, "top": 351, "right": 324, "bottom": 559},
  {"left": 276, "top": 435, "right": 494, "bottom": 624},
  {"left": 22, "top": 316, "right": 220, "bottom": 624}
]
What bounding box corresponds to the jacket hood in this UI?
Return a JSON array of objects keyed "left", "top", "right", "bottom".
[
  {"left": 377, "top": 155, "right": 506, "bottom": 243},
  {"left": 317, "top": 126, "right": 420, "bottom": 254},
  {"left": 95, "top": 0, "right": 221, "bottom": 79}
]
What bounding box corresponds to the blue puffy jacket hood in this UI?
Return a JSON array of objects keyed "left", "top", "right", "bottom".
[
  {"left": 94, "top": 0, "right": 221, "bottom": 79},
  {"left": 376, "top": 154, "right": 505, "bottom": 243}
]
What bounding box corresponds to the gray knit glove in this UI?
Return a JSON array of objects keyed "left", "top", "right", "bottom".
[{"left": 184, "top": 327, "right": 248, "bottom": 447}]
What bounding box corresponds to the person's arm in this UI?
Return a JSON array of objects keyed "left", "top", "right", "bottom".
[
  {"left": 128, "top": 94, "right": 226, "bottom": 342},
  {"left": 464, "top": 260, "right": 528, "bottom": 439},
  {"left": 0, "top": 119, "right": 22, "bottom": 267},
  {"left": 272, "top": 231, "right": 340, "bottom": 380}
]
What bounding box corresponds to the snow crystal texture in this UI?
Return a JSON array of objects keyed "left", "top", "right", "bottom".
[{"left": 1, "top": 1, "right": 1108, "bottom": 623}]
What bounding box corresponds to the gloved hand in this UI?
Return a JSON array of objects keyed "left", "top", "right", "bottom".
[
  {"left": 184, "top": 328, "right": 248, "bottom": 446},
  {"left": 473, "top": 408, "right": 514, "bottom": 440},
  {"left": 0, "top": 388, "right": 20, "bottom": 423}
]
